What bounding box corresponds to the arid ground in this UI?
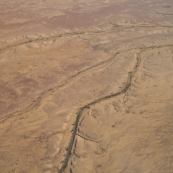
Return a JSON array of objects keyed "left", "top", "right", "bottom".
[{"left": 0, "top": 0, "right": 173, "bottom": 173}]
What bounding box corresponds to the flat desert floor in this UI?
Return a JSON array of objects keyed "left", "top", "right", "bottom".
[{"left": 0, "top": 0, "right": 173, "bottom": 173}]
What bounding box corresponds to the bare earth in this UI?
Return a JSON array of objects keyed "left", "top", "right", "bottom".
[{"left": 0, "top": 0, "right": 173, "bottom": 173}]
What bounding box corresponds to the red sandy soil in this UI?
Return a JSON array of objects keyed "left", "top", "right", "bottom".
[{"left": 0, "top": 0, "right": 173, "bottom": 173}]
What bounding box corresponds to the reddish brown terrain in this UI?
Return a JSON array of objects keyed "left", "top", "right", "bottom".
[{"left": 0, "top": 0, "right": 173, "bottom": 173}]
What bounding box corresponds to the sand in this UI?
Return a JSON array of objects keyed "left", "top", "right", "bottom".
[{"left": 0, "top": 0, "right": 173, "bottom": 173}]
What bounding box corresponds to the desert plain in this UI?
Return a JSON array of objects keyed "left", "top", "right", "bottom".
[{"left": 0, "top": 0, "right": 173, "bottom": 173}]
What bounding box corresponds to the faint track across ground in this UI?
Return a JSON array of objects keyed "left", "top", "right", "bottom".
[{"left": 1, "top": 23, "right": 173, "bottom": 53}]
